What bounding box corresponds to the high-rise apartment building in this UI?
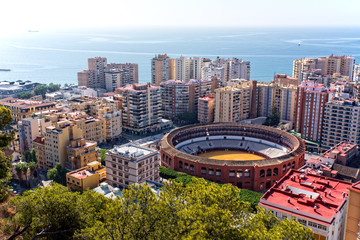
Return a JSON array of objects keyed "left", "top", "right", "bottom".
[
  {"left": 256, "top": 82, "right": 297, "bottom": 122},
  {"left": 321, "top": 99, "right": 360, "bottom": 150},
  {"left": 214, "top": 81, "right": 253, "bottom": 123},
  {"left": 353, "top": 64, "right": 360, "bottom": 82},
  {"left": 105, "top": 144, "right": 160, "bottom": 188},
  {"left": 79, "top": 57, "right": 138, "bottom": 90},
  {"left": 294, "top": 82, "right": 333, "bottom": 142},
  {"left": 198, "top": 95, "right": 215, "bottom": 123},
  {"left": 175, "top": 56, "right": 203, "bottom": 82},
  {"left": 117, "top": 84, "right": 161, "bottom": 134},
  {"left": 18, "top": 116, "right": 51, "bottom": 152},
  {"left": 98, "top": 108, "right": 122, "bottom": 140},
  {"left": 105, "top": 63, "right": 139, "bottom": 91},
  {"left": 151, "top": 54, "right": 175, "bottom": 86},
  {"left": 160, "top": 79, "right": 213, "bottom": 120},
  {"left": 44, "top": 121, "right": 83, "bottom": 169},
  {"left": 293, "top": 55, "right": 355, "bottom": 81},
  {"left": 224, "top": 58, "right": 251, "bottom": 82}
]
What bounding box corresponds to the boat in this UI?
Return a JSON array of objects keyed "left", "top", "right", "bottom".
[
  {"left": 298, "top": 42, "right": 301, "bottom": 46},
  {"left": 0, "top": 69, "right": 11, "bottom": 71}
]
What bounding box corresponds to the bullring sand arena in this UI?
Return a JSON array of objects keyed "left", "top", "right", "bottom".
[
  {"left": 198, "top": 150, "right": 265, "bottom": 161},
  {"left": 160, "top": 123, "right": 305, "bottom": 191}
]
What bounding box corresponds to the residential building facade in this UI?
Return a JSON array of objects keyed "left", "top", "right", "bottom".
[{"left": 105, "top": 144, "right": 160, "bottom": 188}]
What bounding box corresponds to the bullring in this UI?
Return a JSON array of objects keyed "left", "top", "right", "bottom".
[{"left": 160, "top": 122, "right": 305, "bottom": 191}]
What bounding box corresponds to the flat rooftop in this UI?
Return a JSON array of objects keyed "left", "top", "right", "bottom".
[
  {"left": 110, "top": 144, "right": 156, "bottom": 158},
  {"left": 259, "top": 169, "right": 352, "bottom": 225},
  {"left": 70, "top": 169, "right": 94, "bottom": 179}
]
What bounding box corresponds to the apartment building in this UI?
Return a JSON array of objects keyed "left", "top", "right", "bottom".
[
  {"left": 18, "top": 116, "right": 51, "bottom": 152},
  {"left": 105, "top": 144, "right": 159, "bottom": 188},
  {"left": 72, "top": 117, "right": 106, "bottom": 143},
  {"left": 151, "top": 54, "right": 175, "bottom": 86},
  {"left": 78, "top": 57, "right": 138, "bottom": 90},
  {"left": 294, "top": 81, "right": 334, "bottom": 142},
  {"left": 98, "top": 108, "right": 122, "bottom": 140},
  {"left": 293, "top": 55, "right": 355, "bottom": 81},
  {"left": 117, "top": 84, "right": 161, "bottom": 134},
  {"left": 214, "top": 81, "right": 253, "bottom": 123},
  {"left": 0, "top": 97, "right": 56, "bottom": 122},
  {"left": 66, "top": 161, "right": 106, "bottom": 191},
  {"left": 344, "top": 181, "right": 360, "bottom": 240},
  {"left": 354, "top": 64, "right": 360, "bottom": 82},
  {"left": 259, "top": 169, "right": 352, "bottom": 240},
  {"left": 198, "top": 95, "right": 215, "bottom": 123},
  {"left": 321, "top": 99, "right": 360, "bottom": 150},
  {"left": 160, "top": 79, "right": 214, "bottom": 120},
  {"left": 44, "top": 121, "right": 83, "bottom": 169},
  {"left": 256, "top": 82, "right": 297, "bottom": 122},
  {"left": 66, "top": 138, "right": 100, "bottom": 170},
  {"left": 33, "top": 136, "right": 46, "bottom": 169},
  {"left": 224, "top": 58, "right": 251, "bottom": 82}
]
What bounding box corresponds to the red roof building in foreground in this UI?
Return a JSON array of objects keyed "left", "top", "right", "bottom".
[
  {"left": 259, "top": 169, "right": 352, "bottom": 240},
  {"left": 344, "top": 181, "right": 360, "bottom": 240}
]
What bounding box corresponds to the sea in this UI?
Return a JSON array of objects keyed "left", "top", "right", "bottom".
[{"left": 0, "top": 27, "right": 360, "bottom": 85}]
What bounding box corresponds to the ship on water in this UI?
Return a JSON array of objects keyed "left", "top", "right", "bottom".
[{"left": 0, "top": 69, "right": 11, "bottom": 71}]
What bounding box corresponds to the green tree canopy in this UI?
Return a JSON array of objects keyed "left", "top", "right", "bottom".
[
  {"left": 47, "top": 83, "right": 61, "bottom": 93},
  {"left": 17, "top": 92, "right": 33, "bottom": 99},
  {"left": 100, "top": 149, "right": 107, "bottom": 166},
  {"left": 33, "top": 84, "right": 48, "bottom": 98},
  {"left": 265, "top": 105, "right": 280, "bottom": 127},
  {"left": 0, "top": 105, "right": 14, "bottom": 202},
  {"left": 3, "top": 180, "right": 314, "bottom": 240},
  {"left": 47, "top": 163, "right": 68, "bottom": 185}
]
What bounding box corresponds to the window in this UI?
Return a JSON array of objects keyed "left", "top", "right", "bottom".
[
  {"left": 244, "top": 169, "right": 250, "bottom": 178},
  {"left": 190, "top": 165, "right": 194, "bottom": 172},
  {"left": 229, "top": 170, "right": 235, "bottom": 177},
  {"left": 185, "top": 163, "right": 188, "bottom": 170},
  {"left": 179, "top": 161, "right": 183, "bottom": 169},
  {"left": 298, "top": 219, "right": 307, "bottom": 226},
  {"left": 216, "top": 169, "right": 221, "bottom": 177},
  {"left": 260, "top": 170, "right": 265, "bottom": 178},
  {"left": 201, "top": 167, "right": 206, "bottom": 175},
  {"left": 273, "top": 168, "right": 278, "bottom": 176},
  {"left": 266, "top": 169, "right": 272, "bottom": 177},
  {"left": 237, "top": 169, "right": 243, "bottom": 178},
  {"left": 208, "top": 168, "right": 214, "bottom": 176}
]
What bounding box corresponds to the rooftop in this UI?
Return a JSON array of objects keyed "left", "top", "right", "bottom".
[
  {"left": 69, "top": 169, "right": 94, "bottom": 179},
  {"left": 259, "top": 169, "right": 352, "bottom": 225},
  {"left": 109, "top": 143, "right": 156, "bottom": 159},
  {"left": 321, "top": 142, "right": 356, "bottom": 160}
]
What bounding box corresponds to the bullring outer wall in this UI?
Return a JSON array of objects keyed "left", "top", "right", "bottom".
[{"left": 160, "top": 122, "right": 305, "bottom": 191}]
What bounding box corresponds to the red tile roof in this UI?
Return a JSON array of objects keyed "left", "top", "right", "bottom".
[{"left": 259, "top": 169, "right": 352, "bottom": 225}]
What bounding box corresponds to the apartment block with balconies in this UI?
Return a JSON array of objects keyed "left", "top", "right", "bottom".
[{"left": 105, "top": 144, "right": 159, "bottom": 188}]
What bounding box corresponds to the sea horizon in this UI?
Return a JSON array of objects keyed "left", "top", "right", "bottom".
[{"left": 0, "top": 26, "right": 359, "bottom": 85}]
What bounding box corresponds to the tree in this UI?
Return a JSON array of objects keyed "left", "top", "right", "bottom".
[
  {"left": 177, "top": 111, "right": 198, "bottom": 124},
  {"left": 47, "top": 83, "right": 61, "bottom": 93},
  {"left": 265, "top": 105, "right": 280, "bottom": 127},
  {"left": 100, "top": 149, "right": 107, "bottom": 165},
  {"left": 17, "top": 92, "right": 33, "bottom": 99},
  {"left": 3, "top": 180, "right": 314, "bottom": 240},
  {"left": 47, "top": 163, "right": 68, "bottom": 185},
  {"left": 33, "top": 84, "right": 48, "bottom": 98},
  {"left": 31, "top": 149, "right": 37, "bottom": 163},
  {"left": 0, "top": 106, "right": 14, "bottom": 202}
]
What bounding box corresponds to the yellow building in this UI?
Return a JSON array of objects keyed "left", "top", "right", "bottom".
[
  {"left": 66, "top": 161, "right": 106, "bottom": 191},
  {"left": 256, "top": 82, "right": 297, "bottom": 122},
  {"left": 73, "top": 117, "right": 106, "bottom": 143},
  {"left": 0, "top": 97, "right": 56, "bottom": 122},
  {"left": 33, "top": 136, "right": 46, "bottom": 169},
  {"left": 344, "top": 181, "right": 360, "bottom": 240},
  {"left": 44, "top": 121, "right": 83, "bottom": 169},
  {"left": 214, "top": 81, "right": 252, "bottom": 123},
  {"left": 67, "top": 138, "right": 100, "bottom": 170}
]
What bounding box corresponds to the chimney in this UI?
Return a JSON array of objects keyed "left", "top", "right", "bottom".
[
  {"left": 324, "top": 191, "right": 327, "bottom": 197},
  {"left": 288, "top": 197, "right": 291, "bottom": 203}
]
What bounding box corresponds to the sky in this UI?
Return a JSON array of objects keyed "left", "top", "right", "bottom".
[{"left": 1, "top": 0, "right": 359, "bottom": 36}]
